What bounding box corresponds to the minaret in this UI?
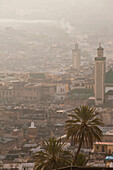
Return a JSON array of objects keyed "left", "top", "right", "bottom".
[
  {"left": 72, "top": 43, "right": 81, "bottom": 69},
  {"left": 95, "top": 43, "right": 106, "bottom": 105}
]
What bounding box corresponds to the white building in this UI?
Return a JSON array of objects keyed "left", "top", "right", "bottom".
[{"left": 55, "top": 84, "right": 68, "bottom": 101}]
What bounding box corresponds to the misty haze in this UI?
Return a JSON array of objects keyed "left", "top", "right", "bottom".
[{"left": 0, "top": 0, "right": 113, "bottom": 170}]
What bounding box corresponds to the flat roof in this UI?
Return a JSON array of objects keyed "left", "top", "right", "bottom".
[{"left": 94, "top": 142, "right": 113, "bottom": 145}]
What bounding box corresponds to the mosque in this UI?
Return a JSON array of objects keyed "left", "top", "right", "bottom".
[{"left": 95, "top": 44, "right": 113, "bottom": 106}]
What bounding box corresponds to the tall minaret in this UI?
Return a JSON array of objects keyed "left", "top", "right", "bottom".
[
  {"left": 95, "top": 43, "right": 106, "bottom": 105},
  {"left": 72, "top": 43, "right": 81, "bottom": 69}
]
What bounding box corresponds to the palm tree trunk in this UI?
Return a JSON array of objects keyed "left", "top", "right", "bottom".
[
  {"left": 73, "top": 135, "right": 83, "bottom": 165},
  {"left": 54, "top": 159, "right": 58, "bottom": 170}
]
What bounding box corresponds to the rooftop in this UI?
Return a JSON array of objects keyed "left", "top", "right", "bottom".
[
  {"left": 0, "top": 137, "right": 15, "bottom": 144},
  {"left": 105, "top": 69, "right": 113, "bottom": 84},
  {"left": 29, "top": 73, "right": 46, "bottom": 79},
  {"left": 94, "top": 142, "right": 113, "bottom": 146},
  {"left": 106, "top": 90, "right": 113, "bottom": 95},
  {"left": 23, "top": 143, "right": 37, "bottom": 148}
]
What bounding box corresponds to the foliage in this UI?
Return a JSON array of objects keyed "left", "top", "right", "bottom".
[
  {"left": 65, "top": 105, "right": 104, "bottom": 164},
  {"left": 75, "top": 153, "right": 89, "bottom": 166},
  {"left": 33, "top": 137, "right": 72, "bottom": 170}
]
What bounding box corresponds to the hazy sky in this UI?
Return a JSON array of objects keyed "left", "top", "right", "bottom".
[
  {"left": 0, "top": 0, "right": 113, "bottom": 34},
  {"left": 0, "top": 0, "right": 112, "bottom": 8},
  {"left": 0, "top": 0, "right": 112, "bottom": 14}
]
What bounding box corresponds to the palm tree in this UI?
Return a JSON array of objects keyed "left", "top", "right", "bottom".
[
  {"left": 74, "top": 153, "right": 89, "bottom": 166},
  {"left": 33, "top": 137, "right": 72, "bottom": 170},
  {"left": 65, "top": 105, "right": 104, "bottom": 165}
]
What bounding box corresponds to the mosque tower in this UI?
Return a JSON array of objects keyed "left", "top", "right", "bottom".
[
  {"left": 95, "top": 43, "right": 106, "bottom": 105},
  {"left": 72, "top": 43, "right": 81, "bottom": 69}
]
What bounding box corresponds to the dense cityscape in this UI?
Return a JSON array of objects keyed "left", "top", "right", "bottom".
[{"left": 0, "top": 0, "right": 113, "bottom": 170}]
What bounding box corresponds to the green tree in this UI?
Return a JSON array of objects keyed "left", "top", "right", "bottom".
[
  {"left": 33, "top": 137, "right": 72, "bottom": 170},
  {"left": 65, "top": 105, "right": 104, "bottom": 165},
  {"left": 74, "top": 153, "right": 89, "bottom": 166}
]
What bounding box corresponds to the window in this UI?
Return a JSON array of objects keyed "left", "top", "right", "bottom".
[
  {"left": 109, "top": 149, "right": 111, "bottom": 154},
  {"left": 102, "top": 146, "right": 105, "bottom": 152},
  {"left": 96, "top": 146, "right": 99, "bottom": 150}
]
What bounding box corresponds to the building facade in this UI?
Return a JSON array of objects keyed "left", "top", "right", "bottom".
[
  {"left": 95, "top": 44, "right": 106, "bottom": 105},
  {"left": 94, "top": 142, "right": 113, "bottom": 154}
]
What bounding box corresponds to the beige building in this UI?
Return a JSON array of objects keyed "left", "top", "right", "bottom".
[
  {"left": 72, "top": 43, "right": 80, "bottom": 69},
  {"left": 0, "top": 82, "right": 56, "bottom": 104},
  {"left": 95, "top": 44, "right": 106, "bottom": 105},
  {"left": 93, "top": 142, "right": 113, "bottom": 154}
]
